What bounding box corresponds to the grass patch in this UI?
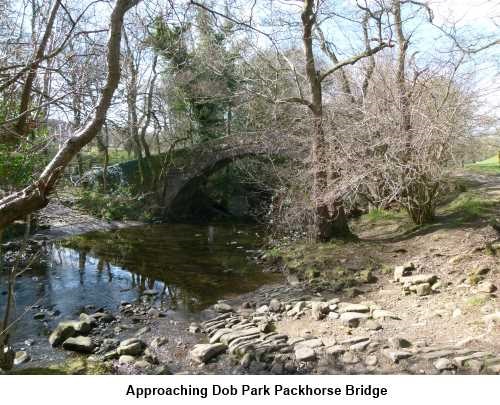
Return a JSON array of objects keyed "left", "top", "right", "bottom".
[
  {"left": 444, "top": 193, "right": 496, "bottom": 221},
  {"left": 465, "top": 294, "right": 489, "bottom": 307},
  {"left": 360, "top": 208, "right": 406, "bottom": 223},
  {"left": 466, "top": 155, "right": 500, "bottom": 174}
]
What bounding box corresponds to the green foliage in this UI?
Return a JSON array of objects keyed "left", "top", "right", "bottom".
[
  {"left": 466, "top": 155, "right": 500, "bottom": 174},
  {"left": 0, "top": 136, "right": 50, "bottom": 188},
  {"left": 74, "top": 186, "right": 150, "bottom": 221},
  {"left": 446, "top": 193, "right": 496, "bottom": 220},
  {"left": 361, "top": 208, "right": 405, "bottom": 223}
]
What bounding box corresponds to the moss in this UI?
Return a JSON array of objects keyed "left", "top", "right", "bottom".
[{"left": 466, "top": 294, "right": 489, "bottom": 307}]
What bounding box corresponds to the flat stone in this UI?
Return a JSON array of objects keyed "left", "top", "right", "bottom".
[
  {"left": 119, "top": 355, "right": 135, "bottom": 365},
  {"left": 297, "top": 338, "right": 323, "bottom": 349},
  {"left": 340, "top": 312, "right": 370, "bottom": 327},
  {"left": 401, "top": 274, "right": 437, "bottom": 286},
  {"left": 326, "top": 345, "right": 346, "bottom": 356},
  {"left": 365, "top": 320, "right": 382, "bottom": 330},
  {"left": 434, "top": 358, "right": 454, "bottom": 370},
  {"left": 383, "top": 350, "right": 412, "bottom": 363},
  {"left": 338, "top": 303, "right": 370, "bottom": 313},
  {"left": 327, "top": 312, "right": 340, "bottom": 320},
  {"left": 134, "top": 360, "right": 151, "bottom": 369},
  {"left": 220, "top": 328, "right": 261, "bottom": 345},
  {"left": 372, "top": 309, "right": 400, "bottom": 320},
  {"left": 339, "top": 336, "right": 370, "bottom": 345},
  {"left": 422, "top": 350, "right": 456, "bottom": 360},
  {"left": 117, "top": 338, "right": 145, "bottom": 356},
  {"left": 214, "top": 303, "right": 233, "bottom": 313},
  {"left": 453, "top": 352, "right": 490, "bottom": 367},
  {"left": 350, "top": 340, "right": 370, "bottom": 352},
  {"left": 190, "top": 343, "right": 227, "bottom": 363},
  {"left": 341, "top": 351, "right": 359, "bottom": 364},
  {"left": 295, "top": 346, "right": 316, "bottom": 362},
  {"left": 209, "top": 328, "right": 233, "bottom": 344},
  {"left": 62, "top": 336, "right": 95, "bottom": 354},
  {"left": 256, "top": 305, "right": 269, "bottom": 314}
]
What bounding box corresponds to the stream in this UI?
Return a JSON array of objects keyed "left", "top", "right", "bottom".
[{"left": 0, "top": 223, "right": 280, "bottom": 369}]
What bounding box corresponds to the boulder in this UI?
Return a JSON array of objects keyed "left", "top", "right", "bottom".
[
  {"left": 118, "top": 355, "right": 136, "bottom": 365},
  {"left": 117, "top": 338, "right": 146, "bottom": 356},
  {"left": 434, "top": 358, "right": 454, "bottom": 371},
  {"left": 49, "top": 320, "right": 91, "bottom": 347},
  {"left": 372, "top": 309, "right": 399, "bottom": 320},
  {"left": 62, "top": 336, "right": 96, "bottom": 354},
  {"left": 190, "top": 343, "right": 227, "bottom": 363},
  {"left": 287, "top": 301, "right": 306, "bottom": 316},
  {"left": 294, "top": 346, "right": 315, "bottom": 362}
]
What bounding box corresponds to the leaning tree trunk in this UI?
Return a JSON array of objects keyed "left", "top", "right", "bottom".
[{"left": 0, "top": 0, "right": 140, "bottom": 231}]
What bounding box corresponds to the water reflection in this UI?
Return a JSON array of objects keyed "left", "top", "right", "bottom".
[{"left": 1, "top": 224, "right": 279, "bottom": 344}]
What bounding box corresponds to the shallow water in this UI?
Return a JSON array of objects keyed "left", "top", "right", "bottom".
[{"left": 1, "top": 224, "right": 279, "bottom": 348}]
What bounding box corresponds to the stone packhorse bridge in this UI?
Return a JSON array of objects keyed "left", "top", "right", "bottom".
[{"left": 85, "top": 134, "right": 289, "bottom": 215}]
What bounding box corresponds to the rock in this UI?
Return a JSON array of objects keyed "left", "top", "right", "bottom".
[
  {"left": 350, "top": 340, "right": 370, "bottom": 352},
  {"left": 326, "top": 345, "right": 346, "bottom": 356},
  {"left": 327, "top": 312, "right": 340, "bottom": 320},
  {"left": 452, "top": 308, "right": 462, "bottom": 318},
  {"left": 14, "top": 351, "right": 30, "bottom": 365},
  {"left": 136, "top": 326, "right": 151, "bottom": 336},
  {"left": 154, "top": 365, "right": 172, "bottom": 375},
  {"left": 189, "top": 323, "right": 201, "bottom": 334},
  {"left": 478, "top": 281, "right": 497, "bottom": 293},
  {"left": 383, "top": 350, "right": 412, "bottom": 363},
  {"left": 415, "top": 283, "right": 431, "bottom": 296},
  {"left": 142, "top": 289, "right": 158, "bottom": 296},
  {"left": 144, "top": 348, "right": 159, "bottom": 365},
  {"left": 365, "top": 355, "right": 378, "bottom": 366},
  {"left": 287, "top": 301, "right": 306, "bottom": 316},
  {"left": 256, "top": 305, "right": 269, "bottom": 314},
  {"left": 365, "top": 320, "right": 382, "bottom": 331},
  {"left": 117, "top": 338, "right": 145, "bottom": 356},
  {"left": 311, "top": 302, "right": 329, "bottom": 320},
  {"left": 270, "top": 362, "right": 284, "bottom": 374},
  {"left": 295, "top": 346, "right": 316, "bottom": 362},
  {"left": 91, "top": 312, "right": 115, "bottom": 323},
  {"left": 401, "top": 274, "right": 438, "bottom": 286},
  {"left": 394, "top": 262, "right": 414, "bottom": 281},
  {"left": 49, "top": 320, "right": 91, "bottom": 347},
  {"left": 298, "top": 338, "right": 323, "bottom": 349},
  {"left": 269, "top": 299, "right": 282, "bottom": 313},
  {"left": 33, "top": 312, "right": 45, "bottom": 320},
  {"left": 190, "top": 343, "right": 227, "bottom": 363},
  {"left": 62, "top": 336, "right": 96, "bottom": 353},
  {"left": 372, "top": 309, "right": 399, "bottom": 320},
  {"left": 431, "top": 281, "right": 442, "bottom": 291},
  {"left": 388, "top": 337, "right": 412, "bottom": 349},
  {"left": 134, "top": 360, "right": 151, "bottom": 369},
  {"left": 340, "top": 312, "right": 370, "bottom": 327},
  {"left": 119, "top": 355, "right": 136, "bottom": 365},
  {"left": 214, "top": 303, "right": 233, "bottom": 313},
  {"left": 240, "top": 353, "right": 254, "bottom": 368},
  {"left": 338, "top": 303, "right": 370, "bottom": 313},
  {"left": 151, "top": 337, "right": 168, "bottom": 348},
  {"left": 341, "top": 352, "right": 359, "bottom": 364},
  {"left": 434, "top": 358, "right": 454, "bottom": 371}
]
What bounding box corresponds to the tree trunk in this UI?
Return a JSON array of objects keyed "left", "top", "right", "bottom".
[
  {"left": 302, "top": 0, "right": 350, "bottom": 241},
  {"left": 0, "top": 0, "right": 140, "bottom": 231}
]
